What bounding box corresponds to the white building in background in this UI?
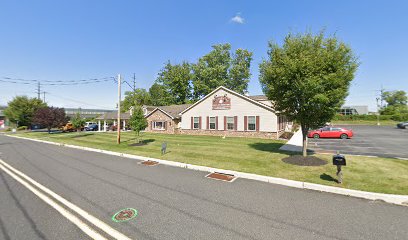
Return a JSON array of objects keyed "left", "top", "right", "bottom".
[{"left": 338, "top": 105, "right": 369, "bottom": 115}]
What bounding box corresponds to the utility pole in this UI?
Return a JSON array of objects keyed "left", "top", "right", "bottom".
[
  {"left": 42, "top": 91, "right": 47, "bottom": 103},
  {"left": 117, "top": 74, "right": 121, "bottom": 144},
  {"left": 380, "top": 85, "right": 385, "bottom": 109},
  {"left": 132, "top": 73, "right": 136, "bottom": 91},
  {"left": 37, "top": 81, "right": 41, "bottom": 100},
  {"left": 376, "top": 97, "right": 380, "bottom": 126}
]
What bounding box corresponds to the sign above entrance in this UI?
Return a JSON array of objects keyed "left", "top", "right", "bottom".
[{"left": 213, "top": 94, "right": 231, "bottom": 110}]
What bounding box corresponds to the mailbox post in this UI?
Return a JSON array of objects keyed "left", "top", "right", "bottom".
[{"left": 332, "top": 153, "right": 346, "bottom": 184}]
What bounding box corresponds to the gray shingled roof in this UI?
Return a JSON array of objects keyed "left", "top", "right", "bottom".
[
  {"left": 157, "top": 104, "right": 192, "bottom": 119},
  {"left": 95, "top": 111, "right": 130, "bottom": 120},
  {"left": 248, "top": 95, "right": 269, "bottom": 101},
  {"left": 147, "top": 104, "right": 192, "bottom": 119}
]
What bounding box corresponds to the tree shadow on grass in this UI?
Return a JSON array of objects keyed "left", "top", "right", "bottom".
[
  {"left": 320, "top": 173, "right": 338, "bottom": 183},
  {"left": 248, "top": 142, "right": 296, "bottom": 155},
  {"left": 249, "top": 142, "right": 318, "bottom": 156},
  {"left": 128, "top": 139, "right": 155, "bottom": 146},
  {"left": 71, "top": 133, "right": 95, "bottom": 138}
]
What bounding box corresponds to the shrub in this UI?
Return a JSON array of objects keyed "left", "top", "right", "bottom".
[
  {"left": 17, "top": 126, "right": 28, "bottom": 131},
  {"left": 332, "top": 114, "right": 393, "bottom": 121},
  {"left": 391, "top": 113, "right": 408, "bottom": 122}
]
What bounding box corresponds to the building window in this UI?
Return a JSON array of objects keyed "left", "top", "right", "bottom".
[
  {"left": 153, "top": 121, "right": 165, "bottom": 130},
  {"left": 247, "top": 116, "right": 256, "bottom": 131},
  {"left": 193, "top": 117, "right": 200, "bottom": 129},
  {"left": 226, "top": 117, "right": 234, "bottom": 130},
  {"left": 209, "top": 117, "right": 216, "bottom": 130}
]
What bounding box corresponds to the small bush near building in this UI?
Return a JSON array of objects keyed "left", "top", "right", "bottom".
[{"left": 17, "top": 126, "right": 28, "bottom": 131}]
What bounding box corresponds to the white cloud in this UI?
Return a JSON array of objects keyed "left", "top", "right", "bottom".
[{"left": 230, "top": 13, "right": 244, "bottom": 24}]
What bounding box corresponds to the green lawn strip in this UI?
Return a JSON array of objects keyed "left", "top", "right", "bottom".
[{"left": 12, "top": 131, "right": 408, "bottom": 195}]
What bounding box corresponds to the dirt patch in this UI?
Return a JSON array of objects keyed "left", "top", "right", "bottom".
[
  {"left": 140, "top": 160, "right": 159, "bottom": 166},
  {"left": 206, "top": 172, "right": 236, "bottom": 182},
  {"left": 282, "top": 155, "right": 328, "bottom": 166}
]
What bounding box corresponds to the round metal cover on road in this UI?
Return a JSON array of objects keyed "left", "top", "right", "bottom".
[{"left": 112, "top": 208, "right": 138, "bottom": 222}]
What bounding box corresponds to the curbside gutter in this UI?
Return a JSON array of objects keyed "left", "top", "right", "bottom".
[{"left": 6, "top": 134, "right": 408, "bottom": 206}]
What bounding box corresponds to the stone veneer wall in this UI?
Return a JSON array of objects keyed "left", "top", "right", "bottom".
[
  {"left": 180, "top": 129, "right": 278, "bottom": 139},
  {"left": 145, "top": 110, "right": 177, "bottom": 134}
]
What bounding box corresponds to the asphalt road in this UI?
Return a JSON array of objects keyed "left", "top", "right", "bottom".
[
  {"left": 308, "top": 125, "right": 408, "bottom": 159},
  {"left": 0, "top": 135, "right": 407, "bottom": 240}
]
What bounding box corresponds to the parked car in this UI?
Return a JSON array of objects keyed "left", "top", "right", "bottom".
[
  {"left": 85, "top": 124, "right": 98, "bottom": 131},
  {"left": 85, "top": 122, "right": 97, "bottom": 128},
  {"left": 397, "top": 122, "right": 408, "bottom": 129},
  {"left": 308, "top": 126, "right": 353, "bottom": 139}
]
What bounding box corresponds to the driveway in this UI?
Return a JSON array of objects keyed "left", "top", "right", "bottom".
[{"left": 308, "top": 125, "right": 408, "bottom": 159}]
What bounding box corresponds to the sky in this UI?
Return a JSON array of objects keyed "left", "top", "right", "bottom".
[{"left": 1, "top": 0, "right": 407, "bottom": 111}]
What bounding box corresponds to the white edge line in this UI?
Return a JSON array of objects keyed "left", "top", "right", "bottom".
[
  {"left": 0, "top": 162, "right": 108, "bottom": 240},
  {"left": 6, "top": 134, "right": 408, "bottom": 206},
  {"left": 0, "top": 159, "right": 132, "bottom": 240}
]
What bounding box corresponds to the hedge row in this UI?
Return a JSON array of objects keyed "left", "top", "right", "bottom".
[{"left": 332, "top": 114, "right": 408, "bottom": 122}]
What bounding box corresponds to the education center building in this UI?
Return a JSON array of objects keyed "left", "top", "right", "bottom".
[{"left": 144, "top": 86, "right": 291, "bottom": 139}]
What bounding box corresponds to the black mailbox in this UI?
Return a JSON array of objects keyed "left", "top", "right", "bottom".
[{"left": 333, "top": 154, "right": 346, "bottom": 166}]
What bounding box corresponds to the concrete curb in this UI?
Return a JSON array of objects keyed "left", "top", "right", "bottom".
[{"left": 6, "top": 134, "right": 408, "bottom": 206}]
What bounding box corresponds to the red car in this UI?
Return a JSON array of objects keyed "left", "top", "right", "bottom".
[{"left": 308, "top": 126, "right": 353, "bottom": 139}]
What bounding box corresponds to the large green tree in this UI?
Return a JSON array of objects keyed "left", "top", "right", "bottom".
[
  {"left": 149, "top": 83, "right": 173, "bottom": 106},
  {"left": 121, "top": 88, "right": 151, "bottom": 112},
  {"left": 156, "top": 61, "right": 192, "bottom": 104},
  {"left": 192, "top": 43, "right": 253, "bottom": 99},
  {"left": 259, "top": 31, "right": 358, "bottom": 156},
  {"left": 380, "top": 90, "right": 408, "bottom": 115},
  {"left": 128, "top": 105, "right": 148, "bottom": 143},
  {"left": 227, "top": 48, "right": 253, "bottom": 94},
  {"left": 4, "top": 96, "right": 47, "bottom": 127}
]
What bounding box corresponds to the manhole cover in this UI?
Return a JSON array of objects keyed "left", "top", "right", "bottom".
[
  {"left": 205, "top": 172, "right": 236, "bottom": 182},
  {"left": 140, "top": 160, "right": 159, "bottom": 166},
  {"left": 112, "top": 208, "right": 138, "bottom": 222}
]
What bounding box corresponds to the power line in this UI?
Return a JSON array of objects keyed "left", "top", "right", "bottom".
[
  {"left": 0, "top": 78, "right": 114, "bottom": 86},
  {"left": 46, "top": 93, "right": 113, "bottom": 109},
  {"left": 1, "top": 76, "right": 114, "bottom": 83}
]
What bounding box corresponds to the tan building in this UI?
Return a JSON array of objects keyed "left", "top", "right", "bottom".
[
  {"left": 179, "top": 86, "right": 289, "bottom": 139},
  {"left": 144, "top": 104, "right": 192, "bottom": 134}
]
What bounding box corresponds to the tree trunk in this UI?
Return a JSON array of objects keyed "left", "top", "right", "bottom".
[
  {"left": 48, "top": 127, "right": 51, "bottom": 134},
  {"left": 301, "top": 124, "right": 308, "bottom": 157}
]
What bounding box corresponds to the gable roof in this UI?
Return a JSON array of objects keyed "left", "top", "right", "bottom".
[
  {"left": 180, "top": 86, "right": 275, "bottom": 115},
  {"left": 145, "top": 104, "right": 192, "bottom": 119},
  {"left": 248, "top": 95, "right": 269, "bottom": 101}
]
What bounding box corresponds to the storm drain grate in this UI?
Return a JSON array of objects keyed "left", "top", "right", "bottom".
[
  {"left": 205, "top": 172, "right": 237, "bottom": 182},
  {"left": 140, "top": 160, "right": 159, "bottom": 166}
]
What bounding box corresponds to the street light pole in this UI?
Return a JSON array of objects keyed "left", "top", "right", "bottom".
[
  {"left": 117, "top": 74, "right": 121, "bottom": 144},
  {"left": 376, "top": 97, "right": 380, "bottom": 126}
]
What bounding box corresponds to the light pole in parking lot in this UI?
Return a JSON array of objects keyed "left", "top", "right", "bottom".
[{"left": 376, "top": 97, "right": 380, "bottom": 126}]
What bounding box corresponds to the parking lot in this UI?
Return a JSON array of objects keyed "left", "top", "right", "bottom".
[{"left": 308, "top": 125, "right": 408, "bottom": 159}]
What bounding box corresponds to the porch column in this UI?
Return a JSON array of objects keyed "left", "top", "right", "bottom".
[
  {"left": 113, "top": 120, "right": 116, "bottom": 126},
  {"left": 123, "top": 120, "right": 126, "bottom": 130},
  {"left": 103, "top": 120, "right": 107, "bottom": 132},
  {"left": 98, "top": 120, "right": 101, "bottom": 132}
]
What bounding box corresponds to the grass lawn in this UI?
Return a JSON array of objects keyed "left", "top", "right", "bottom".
[
  {"left": 11, "top": 131, "right": 408, "bottom": 195},
  {"left": 331, "top": 120, "right": 398, "bottom": 126}
]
